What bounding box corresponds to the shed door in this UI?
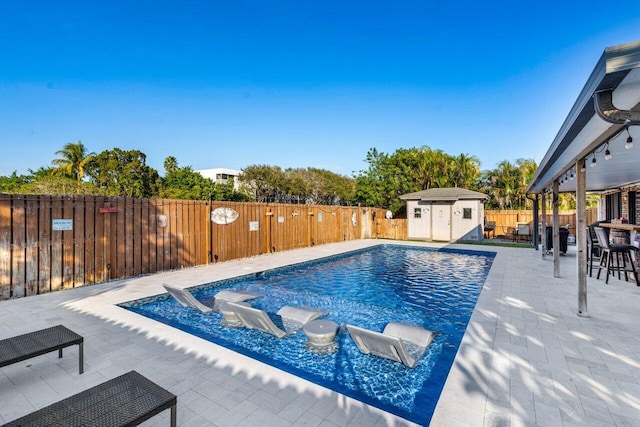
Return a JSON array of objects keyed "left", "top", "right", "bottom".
[{"left": 432, "top": 204, "right": 451, "bottom": 241}]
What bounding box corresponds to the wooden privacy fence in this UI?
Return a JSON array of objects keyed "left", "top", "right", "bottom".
[
  {"left": 0, "top": 195, "right": 395, "bottom": 300},
  {"left": 485, "top": 208, "right": 599, "bottom": 237},
  {"left": 6, "top": 194, "right": 599, "bottom": 301}
]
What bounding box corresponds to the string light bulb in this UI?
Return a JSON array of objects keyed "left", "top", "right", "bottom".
[
  {"left": 605, "top": 146, "right": 612, "bottom": 160},
  {"left": 626, "top": 127, "right": 633, "bottom": 149},
  {"left": 591, "top": 156, "right": 597, "bottom": 167}
]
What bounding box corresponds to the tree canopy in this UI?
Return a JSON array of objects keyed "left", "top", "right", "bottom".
[
  {"left": 241, "top": 165, "right": 355, "bottom": 204},
  {"left": 354, "top": 147, "right": 481, "bottom": 214},
  {"left": 0, "top": 141, "right": 552, "bottom": 211},
  {"left": 86, "top": 148, "right": 160, "bottom": 197},
  {"left": 479, "top": 158, "right": 538, "bottom": 209}
]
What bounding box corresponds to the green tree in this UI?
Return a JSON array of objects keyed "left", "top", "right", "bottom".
[
  {"left": 354, "top": 146, "right": 483, "bottom": 214},
  {"left": 0, "top": 171, "right": 34, "bottom": 193},
  {"left": 481, "top": 158, "right": 538, "bottom": 209},
  {"left": 16, "top": 176, "right": 103, "bottom": 195},
  {"left": 453, "top": 153, "right": 481, "bottom": 189},
  {"left": 51, "top": 141, "right": 95, "bottom": 181},
  {"left": 163, "top": 156, "right": 178, "bottom": 173},
  {"left": 86, "top": 148, "right": 160, "bottom": 197},
  {"left": 161, "top": 166, "right": 216, "bottom": 200},
  {"left": 242, "top": 165, "right": 287, "bottom": 202},
  {"left": 284, "top": 168, "right": 355, "bottom": 205}
]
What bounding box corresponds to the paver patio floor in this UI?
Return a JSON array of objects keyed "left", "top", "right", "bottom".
[{"left": 1, "top": 240, "right": 639, "bottom": 426}]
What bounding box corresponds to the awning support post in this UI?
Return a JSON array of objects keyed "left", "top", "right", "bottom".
[
  {"left": 576, "top": 159, "right": 588, "bottom": 317},
  {"left": 553, "top": 180, "right": 560, "bottom": 278},
  {"left": 541, "top": 193, "right": 547, "bottom": 258}
]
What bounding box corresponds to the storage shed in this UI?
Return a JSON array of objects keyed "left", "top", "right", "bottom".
[{"left": 400, "top": 188, "right": 489, "bottom": 242}]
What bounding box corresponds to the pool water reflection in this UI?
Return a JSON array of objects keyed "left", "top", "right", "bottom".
[{"left": 120, "top": 245, "right": 495, "bottom": 425}]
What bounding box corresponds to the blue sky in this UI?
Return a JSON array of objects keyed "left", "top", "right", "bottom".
[{"left": 1, "top": 1, "right": 640, "bottom": 178}]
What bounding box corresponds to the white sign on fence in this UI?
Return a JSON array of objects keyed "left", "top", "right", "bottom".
[
  {"left": 249, "top": 221, "right": 259, "bottom": 231},
  {"left": 52, "top": 219, "right": 73, "bottom": 231}
]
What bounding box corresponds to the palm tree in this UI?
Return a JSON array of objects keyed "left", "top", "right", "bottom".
[
  {"left": 164, "top": 156, "right": 178, "bottom": 173},
  {"left": 453, "top": 153, "right": 480, "bottom": 188},
  {"left": 52, "top": 141, "right": 95, "bottom": 182},
  {"left": 488, "top": 160, "right": 519, "bottom": 209}
]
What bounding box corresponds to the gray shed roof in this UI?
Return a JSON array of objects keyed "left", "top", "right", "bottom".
[{"left": 400, "top": 188, "right": 489, "bottom": 201}]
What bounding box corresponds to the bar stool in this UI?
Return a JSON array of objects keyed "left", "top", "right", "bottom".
[
  {"left": 586, "top": 225, "right": 601, "bottom": 277},
  {"left": 594, "top": 227, "right": 638, "bottom": 284}
]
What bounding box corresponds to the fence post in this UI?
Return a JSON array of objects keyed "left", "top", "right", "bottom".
[{"left": 265, "top": 208, "right": 273, "bottom": 253}]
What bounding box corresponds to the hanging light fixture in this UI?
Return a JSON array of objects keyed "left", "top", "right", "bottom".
[
  {"left": 626, "top": 127, "right": 633, "bottom": 149},
  {"left": 580, "top": 158, "right": 587, "bottom": 172},
  {"left": 591, "top": 156, "right": 597, "bottom": 167},
  {"left": 605, "top": 142, "right": 612, "bottom": 160},
  {"left": 570, "top": 169, "right": 574, "bottom": 180}
]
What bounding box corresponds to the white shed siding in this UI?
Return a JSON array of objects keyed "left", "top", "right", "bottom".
[
  {"left": 407, "top": 200, "right": 431, "bottom": 239},
  {"left": 451, "top": 200, "right": 483, "bottom": 241}
]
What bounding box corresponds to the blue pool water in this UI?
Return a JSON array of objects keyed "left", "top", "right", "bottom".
[{"left": 120, "top": 245, "right": 495, "bottom": 425}]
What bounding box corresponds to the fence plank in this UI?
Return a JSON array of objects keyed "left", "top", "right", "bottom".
[
  {"left": 168, "top": 200, "right": 177, "bottom": 269},
  {"left": 176, "top": 200, "right": 184, "bottom": 268},
  {"left": 38, "top": 196, "right": 52, "bottom": 294},
  {"left": 0, "top": 196, "right": 10, "bottom": 299},
  {"left": 62, "top": 197, "right": 74, "bottom": 289},
  {"left": 94, "top": 197, "right": 106, "bottom": 283},
  {"left": 10, "top": 197, "right": 26, "bottom": 297},
  {"left": 74, "top": 196, "right": 85, "bottom": 288},
  {"left": 84, "top": 196, "right": 95, "bottom": 284},
  {"left": 148, "top": 199, "right": 158, "bottom": 274},
  {"left": 25, "top": 197, "right": 39, "bottom": 296},
  {"left": 187, "top": 200, "right": 196, "bottom": 266},
  {"left": 124, "top": 198, "right": 134, "bottom": 278},
  {"left": 50, "top": 197, "right": 63, "bottom": 292},
  {"left": 114, "top": 198, "right": 125, "bottom": 279},
  {"left": 139, "top": 199, "right": 148, "bottom": 275},
  {"left": 158, "top": 200, "right": 169, "bottom": 271},
  {"left": 11, "top": 196, "right": 26, "bottom": 297}
]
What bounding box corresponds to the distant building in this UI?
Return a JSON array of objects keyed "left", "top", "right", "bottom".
[{"left": 196, "top": 168, "right": 242, "bottom": 190}]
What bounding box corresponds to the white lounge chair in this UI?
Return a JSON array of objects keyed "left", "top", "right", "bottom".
[
  {"left": 346, "top": 323, "right": 434, "bottom": 368},
  {"left": 225, "top": 302, "right": 326, "bottom": 338},
  {"left": 162, "top": 283, "right": 261, "bottom": 313}
]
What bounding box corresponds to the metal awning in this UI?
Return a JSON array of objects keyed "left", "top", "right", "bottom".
[{"left": 527, "top": 41, "right": 640, "bottom": 194}]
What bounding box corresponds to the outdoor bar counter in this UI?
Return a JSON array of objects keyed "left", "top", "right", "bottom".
[
  {"left": 599, "top": 223, "right": 640, "bottom": 231},
  {"left": 599, "top": 223, "right": 640, "bottom": 247}
]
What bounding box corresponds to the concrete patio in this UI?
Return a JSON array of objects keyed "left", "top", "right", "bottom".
[{"left": 1, "top": 240, "right": 639, "bottom": 426}]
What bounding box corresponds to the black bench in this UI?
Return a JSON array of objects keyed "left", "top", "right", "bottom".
[
  {"left": 2, "top": 370, "right": 177, "bottom": 426},
  {"left": 0, "top": 325, "right": 84, "bottom": 374}
]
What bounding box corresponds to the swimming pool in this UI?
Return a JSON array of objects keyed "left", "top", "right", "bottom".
[{"left": 120, "top": 244, "right": 495, "bottom": 425}]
